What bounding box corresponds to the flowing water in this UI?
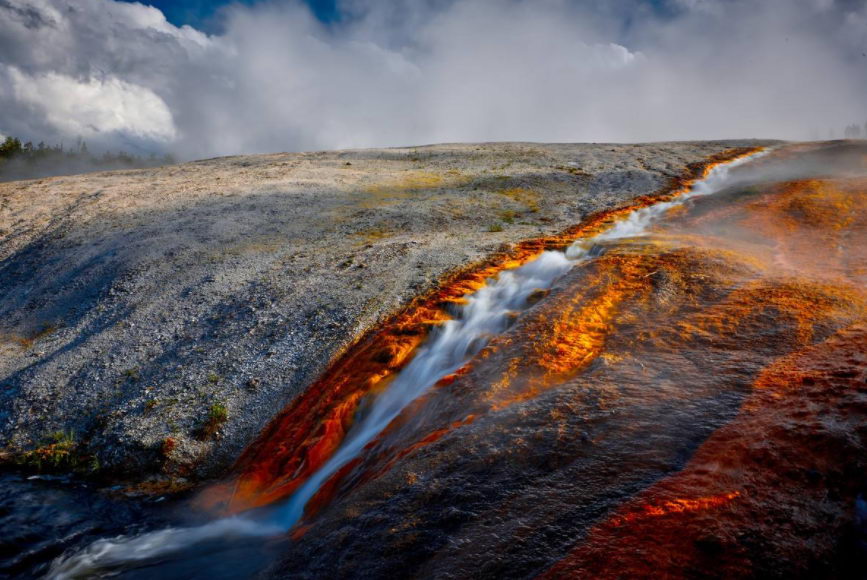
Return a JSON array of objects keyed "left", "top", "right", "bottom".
[
  {"left": 265, "top": 142, "right": 866, "bottom": 578},
  {"left": 41, "top": 151, "right": 767, "bottom": 578}
]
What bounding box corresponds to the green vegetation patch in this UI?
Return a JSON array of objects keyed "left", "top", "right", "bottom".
[
  {"left": 14, "top": 430, "right": 99, "bottom": 474},
  {"left": 198, "top": 402, "right": 229, "bottom": 440}
]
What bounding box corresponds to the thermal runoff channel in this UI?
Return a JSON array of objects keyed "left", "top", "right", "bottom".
[
  {"left": 49, "top": 148, "right": 762, "bottom": 577},
  {"left": 272, "top": 142, "right": 866, "bottom": 579}
]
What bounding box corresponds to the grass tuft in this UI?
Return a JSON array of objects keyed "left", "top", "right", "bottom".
[
  {"left": 15, "top": 430, "right": 99, "bottom": 474},
  {"left": 198, "top": 402, "right": 229, "bottom": 440}
]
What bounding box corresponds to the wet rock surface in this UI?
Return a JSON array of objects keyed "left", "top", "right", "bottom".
[
  {"left": 258, "top": 142, "right": 867, "bottom": 578},
  {"left": 0, "top": 471, "right": 174, "bottom": 578},
  {"left": 0, "top": 140, "right": 772, "bottom": 481}
]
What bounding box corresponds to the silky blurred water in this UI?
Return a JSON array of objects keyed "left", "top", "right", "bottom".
[{"left": 42, "top": 151, "right": 766, "bottom": 579}]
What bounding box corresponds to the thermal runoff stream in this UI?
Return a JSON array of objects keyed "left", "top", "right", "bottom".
[{"left": 47, "top": 142, "right": 867, "bottom": 578}]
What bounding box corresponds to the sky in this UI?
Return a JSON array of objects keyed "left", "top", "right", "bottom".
[
  {"left": 125, "top": 0, "right": 340, "bottom": 30},
  {"left": 0, "top": 0, "right": 865, "bottom": 159}
]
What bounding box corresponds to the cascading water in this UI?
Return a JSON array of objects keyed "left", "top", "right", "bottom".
[
  {"left": 48, "top": 151, "right": 765, "bottom": 579},
  {"left": 267, "top": 249, "right": 573, "bottom": 528}
]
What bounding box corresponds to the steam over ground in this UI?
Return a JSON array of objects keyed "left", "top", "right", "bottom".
[{"left": 0, "top": 0, "right": 865, "bottom": 159}]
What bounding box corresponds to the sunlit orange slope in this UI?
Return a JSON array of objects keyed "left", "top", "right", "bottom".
[{"left": 197, "top": 148, "right": 760, "bottom": 515}]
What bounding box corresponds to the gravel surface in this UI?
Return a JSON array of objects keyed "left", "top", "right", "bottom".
[{"left": 0, "top": 140, "right": 776, "bottom": 483}]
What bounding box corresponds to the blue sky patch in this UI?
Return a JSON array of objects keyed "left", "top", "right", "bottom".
[{"left": 127, "top": 0, "right": 339, "bottom": 30}]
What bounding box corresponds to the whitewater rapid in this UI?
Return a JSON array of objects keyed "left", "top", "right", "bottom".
[{"left": 48, "top": 150, "right": 764, "bottom": 579}]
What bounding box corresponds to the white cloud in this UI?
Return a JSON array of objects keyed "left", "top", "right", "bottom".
[
  {"left": 0, "top": 0, "right": 865, "bottom": 158},
  {"left": 1, "top": 65, "right": 176, "bottom": 141}
]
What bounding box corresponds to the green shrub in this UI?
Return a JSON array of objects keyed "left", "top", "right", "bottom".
[
  {"left": 16, "top": 430, "right": 98, "bottom": 473},
  {"left": 198, "top": 402, "right": 229, "bottom": 440}
]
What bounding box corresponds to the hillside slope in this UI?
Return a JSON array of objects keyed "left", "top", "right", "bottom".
[{"left": 0, "top": 140, "right": 775, "bottom": 482}]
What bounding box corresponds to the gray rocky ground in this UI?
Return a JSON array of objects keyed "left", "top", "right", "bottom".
[{"left": 0, "top": 140, "right": 776, "bottom": 484}]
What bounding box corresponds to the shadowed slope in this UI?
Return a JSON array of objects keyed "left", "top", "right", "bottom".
[
  {"left": 1, "top": 141, "right": 770, "bottom": 481},
  {"left": 255, "top": 143, "right": 867, "bottom": 578}
]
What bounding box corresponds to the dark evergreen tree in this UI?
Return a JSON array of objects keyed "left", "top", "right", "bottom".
[
  {"left": 0, "top": 136, "right": 23, "bottom": 158},
  {"left": 0, "top": 134, "right": 171, "bottom": 181}
]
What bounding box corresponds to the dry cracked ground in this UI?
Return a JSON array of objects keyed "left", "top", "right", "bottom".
[{"left": 0, "top": 140, "right": 775, "bottom": 486}]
